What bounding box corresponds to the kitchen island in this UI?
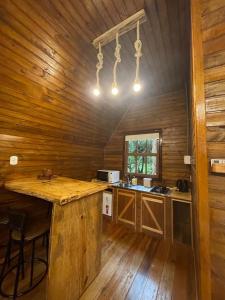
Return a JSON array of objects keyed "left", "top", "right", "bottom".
[{"left": 5, "top": 177, "right": 106, "bottom": 300}]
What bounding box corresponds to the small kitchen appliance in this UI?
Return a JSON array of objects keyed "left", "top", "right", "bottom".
[
  {"left": 176, "top": 179, "right": 189, "bottom": 192},
  {"left": 97, "top": 170, "right": 120, "bottom": 183},
  {"left": 151, "top": 185, "right": 169, "bottom": 195}
]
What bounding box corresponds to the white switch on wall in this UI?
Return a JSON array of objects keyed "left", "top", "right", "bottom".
[
  {"left": 10, "top": 156, "right": 18, "bottom": 165},
  {"left": 184, "top": 155, "right": 191, "bottom": 165}
]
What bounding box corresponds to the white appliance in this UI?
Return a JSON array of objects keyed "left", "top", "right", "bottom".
[
  {"left": 102, "top": 191, "right": 112, "bottom": 216},
  {"left": 97, "top": 170, "right": 120, "bottom": 183}
]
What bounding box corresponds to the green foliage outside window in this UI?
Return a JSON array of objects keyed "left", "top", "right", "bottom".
[{"left": 126, "top": 136, "right": 159, "bottom": 177}]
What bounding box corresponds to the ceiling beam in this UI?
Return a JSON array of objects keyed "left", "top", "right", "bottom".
[{"left": 92, "top": 9, "right": 146, "bottom": 48}]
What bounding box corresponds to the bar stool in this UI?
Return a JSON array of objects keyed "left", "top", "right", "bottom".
[
  {"left": 0, "top": 210, "right": 50, "bottom": 299},
  {"left": 0, "top": 214, "right": 9, "bottom": 276}
]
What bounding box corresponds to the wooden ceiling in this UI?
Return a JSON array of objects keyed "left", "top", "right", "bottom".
[
  {"left": 86, "top": 0, "right": 190, "bottom": 100},
  {"left": 0, "top": 0, "right": 189, "bottom": 147},
  {"left": 10, "top": 0, "right": 189, "bottom": 103}
]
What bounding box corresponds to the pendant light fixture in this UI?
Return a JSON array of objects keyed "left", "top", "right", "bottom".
[
  {"left": 93, "top": 43, "right": 103, "bottom": 96},
  {"left": 133, "top": 20, "right": 142, "bottom": 92},
  {"left": 111, "top": 33, "right": 121, "bottom": 96},
  {"left": 92, "top": 9, "right": 146, "bottom": 97}
]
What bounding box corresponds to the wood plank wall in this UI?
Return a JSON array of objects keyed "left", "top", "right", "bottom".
[
  {"left": 201, "top": 1, "right": 225, "bottom": 298},
  {"left": 104, "top": 91, "right": 190, "bottom": 186},
  {"left": 0, "top": 1, "right": 122, "bottom": 227},
  {"left": 190, "top": 1, "right": 211, "bottom": 298}
]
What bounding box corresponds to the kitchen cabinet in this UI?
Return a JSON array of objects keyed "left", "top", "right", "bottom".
[
  {"left": 116, "top": 189, "right": 136, "bottom": 229},
  {"left": 171, "top": 199, "right": 193, "bottom": 246},
  {"left": 140, "top": 193, "right": 165, "bottom": 237},
  {"left": 115, "top": 189, "right": 165, "bottom": 237},
  {"left": 114, "top": 187, "right": 192, "bottom": 241}
]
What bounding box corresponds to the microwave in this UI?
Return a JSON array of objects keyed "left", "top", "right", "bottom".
[{"left": 97, "top": 170, "right": 120, "bottom": 183}]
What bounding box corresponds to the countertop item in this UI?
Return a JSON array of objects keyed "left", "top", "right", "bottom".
[{"left": 5, "top": 176, "right": 107, "bottom": 205}]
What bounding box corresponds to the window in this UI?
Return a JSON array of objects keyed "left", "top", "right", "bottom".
[{"left": 124, "top": 131, "right": 161, "bottom": 178}]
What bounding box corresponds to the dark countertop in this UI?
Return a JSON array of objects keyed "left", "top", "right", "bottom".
[
  {"left": 112, "top": 183, "right": 192, "bottom": 201},
  {"left": 112, "top": 183, "right": 152, "bottom": 192}
]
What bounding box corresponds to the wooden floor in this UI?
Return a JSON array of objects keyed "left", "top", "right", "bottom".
[{"left": 1, "top": 221, "right": 196, "bottom": 300}]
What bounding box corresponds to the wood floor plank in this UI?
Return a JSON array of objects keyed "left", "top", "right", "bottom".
[
  {"left": 15, "top": 221, "right": 196, "bottom": 300},
  {"left": 97, "top": 234, "right": 151, "bottom": 300},
  {"left": 125, "top": 238, "right": 160, "bottom": 300},
  {"left": 139, "top": 239, "right": 171, "bottom": 300},
  {"left": 171, "top": 243, "right": 197, "bottom": 300},
  {"left": 80, "top": 229, "right": 139, "bottom": 300},
  {"left": 155, "top": 245, "right": 176, "bottom": 300}
]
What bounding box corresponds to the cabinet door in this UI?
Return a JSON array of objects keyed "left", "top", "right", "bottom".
[
  {"left": 117, "top": 189, "right": 136, "bottom": 229},
  {"left": 141, "top": 194, "right": 165, "bottom": 237}
]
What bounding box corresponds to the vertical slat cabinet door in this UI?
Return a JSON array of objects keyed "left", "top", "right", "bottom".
[
  {"left": 116, "top": 189, "right": 136, "bottom": 229},
  {"left": 141, "top": 193, "right": 165, "bottom": 238}
]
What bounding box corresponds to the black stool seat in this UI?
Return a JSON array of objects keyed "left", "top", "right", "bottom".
[
  {"left": 0, "top": 210, "right": 50, "bottom": 299},
  {"left": 12, "top": 217, "right": 50, "bottom": 241}
]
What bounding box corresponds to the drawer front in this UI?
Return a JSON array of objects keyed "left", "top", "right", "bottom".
[
  {"left": 141, "top": 193, "right": 165, "bottom": 237},
  {"left": 117, "top": 189, "right": 136, "bottom": 228}
]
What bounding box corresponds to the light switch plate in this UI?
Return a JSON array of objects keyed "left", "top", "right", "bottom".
[
  {"left": 184, "top": 155, "right": 191, "bottom": 165},
  {"left": 10, "top": 156, "right": 18, "bottom": 165}
]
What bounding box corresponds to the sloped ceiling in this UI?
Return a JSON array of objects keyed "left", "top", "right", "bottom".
[{"left": 0, "top": 0, "right": 189, "bottom": 147}]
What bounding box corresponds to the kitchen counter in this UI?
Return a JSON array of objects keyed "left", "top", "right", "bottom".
[
  {"left": 5, "top": 176, "right": 106, "bottom": 205},
  {"left": 112, "top": 183, "right": 154, "bottom": 193},
  {"left": 169, "top": 190, "right": 192, "bottom": 202},
  {"left": 5, "top": 176, "right": 106, "bottom": 300},
  {"left": 112, "top": 183, "right": 192, "bottom": 201}
]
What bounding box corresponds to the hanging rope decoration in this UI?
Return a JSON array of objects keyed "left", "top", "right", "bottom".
[
  {"left": 92, "top": 14, "right": 144, "bottom": 96},
  {"left": 133, "top": 20, "right": 142, "bottom": 92},
  {"left": 112, "top": 33, "right": 121, "bottom": 95},
  {"left": 93, "top": 43, "right": 103, "bottom": 96}
]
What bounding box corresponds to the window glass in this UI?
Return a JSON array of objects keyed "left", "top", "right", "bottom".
[
  {"left": 146, "top": 156, "right": 157, "bottom": 175},
  {"left": 128, "top": 156, "right": 136, "bottom": 173},
  {"left": 137, "top": 156, "right": 146, "bottom": 174},
  {"left": 137, "top": 140, "right": 146, "bottom": 154},
  {"left": 125, "top": 132, "right": 160, "bottom": 178},
  {"left": 128, "top": 141, "right": 137, "bottom": 153}
]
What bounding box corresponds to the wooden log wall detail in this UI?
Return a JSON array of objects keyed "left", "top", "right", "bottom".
[
  {"left": 0, "top": 0, "right": 133, "bottom": 184},
  {"left": 0, "top": 0, "right": 121, "bottom": 222},
  {"left": 0, "top": 0, "right": 190, "bottom": 187},
  {"left": 201, "top": 0, "right": 225, "bottom": 298},
  {"left": 104, "top": 90, "right": 190, "bottom": 186}
]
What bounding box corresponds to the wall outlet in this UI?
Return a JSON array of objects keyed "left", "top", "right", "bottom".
[
  {"left": 10, "top": 156, "right": 18, "bottom": 166},
  {"left": 211, "top": 158, "right": 225, "bottom": 166}
]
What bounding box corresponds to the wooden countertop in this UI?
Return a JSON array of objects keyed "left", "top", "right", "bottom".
[
  {"left": 169, "top": 190, "right": 192, "bottom": 202},
  {"left": 5, "top": 177, "right": 107, "bottom": 205}
]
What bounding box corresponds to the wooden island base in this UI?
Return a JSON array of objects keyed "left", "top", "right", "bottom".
[
  {"left": 5, "top": 177, "right": 106, "bottom": 300},
  {"left": 48, "top": 192, "right": 102, "bottom": 300}
]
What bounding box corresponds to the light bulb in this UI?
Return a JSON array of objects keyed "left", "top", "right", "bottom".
[
  {"left": 93, "top": 87, "right": 100, "bottom": 96},
  {"left": 133, "top": 81, "right": 141, "bottom": 92},
  {"left": 111, "top": 82, "right": 119, "bottom": 95},
  {"left": 112, "top": 87, "right": 119, "bottom": 95}
]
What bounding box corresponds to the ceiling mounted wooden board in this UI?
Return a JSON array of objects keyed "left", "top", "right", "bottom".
[
  {"left": 88, "top": 0, "right": 189, "bottom": 98},
  {"left": 92, "top": 9, "right": 147, "bottom": 48}
]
